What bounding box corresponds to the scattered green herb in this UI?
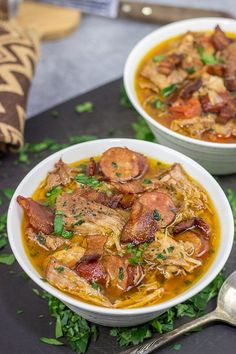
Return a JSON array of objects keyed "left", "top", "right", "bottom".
[
  {"left": 32, "top": 288, "right": 40, "bottom": 296},
  {"left": 2, "top": 188, "right": 15, "bottom": 199},
  {"left": 118, "top": 267, "right": 125, "bottom": 281},
  {"left": 45, "top": 186, "right": 62, "bottom": 207},
  {"left": 111, "top": 161, "right": 118, "bottom": 168},
  {"left": 16, "top": 310, "right": 23, "bottom": 315},
  {"left": 152, "top": 54, "right": 165, "bottom": 63},
  {"left": 161, "top": 84, "right": 177, "bottom": 97},
  {"left": 186, "top": 67, "right": 195, "bottom": 74},
  {"left": 115, "top": 172, "right": 121, "bottom": 177},
  {"left": 156, "top": 253, "right": 166, "bottom": 260},
  {"left": 153, "top": 209, "right": 161, "bottom": 221},
  {"left": 197, "top": 47, "right": 218, "bottom": 65},
  {"left": 167, "top": 246, "right": 175, "bottom": 253},
  {"left": 54, "top": 211, "right": 64, "bottom": 235},
  {"left": 232, "top": 92, "right": 236, "bottom": 99},
  {"left": 52, "top": 110, "right": 59, "bottom": 118},
  {"left": 61, "top": 230, "right": 73, "bottom": 239},
  {"left": 173, "top": 343, "right": 182, "bottom": 351},
  {"left": 75, "top": 173, "right": 102, "bottom": 188},
  {"left": 54, "top": 266, "right": 64, "bottom": 273},
  {"left": 0, "top": 253, "right": 15, "bottom": 265},
  {"left": 75, "top": 102, "right": 94, "bottom": 113},
  {"left": 142, "top": 178, "right": 152, "bottom": 185},
  {"left": 91, "top": 281, "right": 99, "bottom": 290},
  {"left": 132, "top": 117, "right": 156, "bottom": 142},
  {"left": 120, "top": 84, "right": 133, "bottom": 109},
  {"left": 40, "top": 337, "right": 64, "bottom": 346}
]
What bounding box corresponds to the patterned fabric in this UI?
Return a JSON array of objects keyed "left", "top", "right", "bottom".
[{"left": 0, "top": 20, "right": 39, "bottom": 152}]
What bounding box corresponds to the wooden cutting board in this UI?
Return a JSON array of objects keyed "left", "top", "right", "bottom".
[{"left": 17, "top": 0, "right": 81, "bottom": 40}]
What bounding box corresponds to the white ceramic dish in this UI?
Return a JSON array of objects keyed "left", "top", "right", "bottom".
[
  {"left": 124, "top": 18, "right": 236, "bottom": 175},
  {"left": 7, "top": 139, "right": 234, "bottom": 327}
]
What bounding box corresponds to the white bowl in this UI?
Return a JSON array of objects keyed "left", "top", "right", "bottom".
[
  {"left": 7, "top": 139, "right": 234, "bottom": 327},
  {"left": 124, "top": 18, "right": 236, "bottom": 175}
]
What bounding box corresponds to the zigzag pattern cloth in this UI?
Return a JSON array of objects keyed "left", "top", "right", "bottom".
[{"left": 0, "top": 21, "right": 39, "bottom": 152}]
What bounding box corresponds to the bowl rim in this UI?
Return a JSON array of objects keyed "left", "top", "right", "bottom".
[
  {"left": 7, "top": 138, "right": 234, "bottom": 316},
  {"left": 124, "top": 17, "right": 236, "bottom": 149}
]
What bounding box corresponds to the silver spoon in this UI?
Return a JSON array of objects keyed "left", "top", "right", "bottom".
[{"left": 120, "top": 271, "right": 236, "bottom": 354}]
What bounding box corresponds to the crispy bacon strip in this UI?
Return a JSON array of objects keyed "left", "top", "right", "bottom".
[
  {"left": 121, "top": 191, "right": 176, "bottom": 245},
  {"left": 158, "top": 54, "right": 183, "bottom": 75},
  {"left": 179, "top": 79, "right": 202, "bottom": 99},
  {"left": 17, "top": 196, "right": 54, "bottom": 234},
  {"left": 212, "top": 25, "right": 232, "bottom": 50},
  {"left": 172, "top": 217, "right": 210, "bottom": 239}
]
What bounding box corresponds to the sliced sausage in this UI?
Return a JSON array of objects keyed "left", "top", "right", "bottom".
[
  {"left": 121, "top": 191, "right": 176, "bottom": 245},
  {"left": 175, "top": 231, "right": 208, "bottom": 257},
  {"left": 100, "top": 147, "right": 148, "bottom": 183},
  {"left": 17, "top": 196, "right": 54, "bottom": 234},
  {"left": 138, "top": 191, "right": 176, "bottom": 229},
  {"left": 172, "top": 217, "right": 210, "bottom": 239}
]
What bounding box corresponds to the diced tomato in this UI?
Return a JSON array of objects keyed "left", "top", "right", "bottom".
[{"left": 170, "top": 98, "right": 202, "bottom": 118}]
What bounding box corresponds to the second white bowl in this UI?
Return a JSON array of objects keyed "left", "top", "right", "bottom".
[{"left": 124, "top": 18, "right": 236, "bottom": 175}]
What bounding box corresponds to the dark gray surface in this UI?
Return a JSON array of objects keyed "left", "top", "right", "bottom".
[{"left": 0, "top": 79, "right": 235, "bottom": 354}]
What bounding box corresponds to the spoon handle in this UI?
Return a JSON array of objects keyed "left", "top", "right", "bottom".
[{"left": 119, "top": 310, "right": 220, "bottom": 354}]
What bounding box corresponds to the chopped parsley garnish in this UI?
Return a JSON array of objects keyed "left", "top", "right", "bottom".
[
  {"left": 184, "top": 280, "right": 192, "bottom": 286},
  {"left": 161, "top": 84, "right": 177, "bottom": 97},
  {"left": 54, "top": 266, "right": 64, "bottom": 273},
  {"left": 115, "top": 172, "right": 121, "bottom": 177},
  {"left": 73, "top": 219, "right": 85, "bottom": 226},
  {"left": 75, "top": 101, "right": 94, "bottom": 113},
  {"left": 45, "top": 186, "right": 62, "bottom": 207},
  {"left": 152, "top": 54, "right": 165, "bottom": 63},
  {"left": 61, "top": 230, "right": 73, "bottom": 239},
  {"left": 156, "top": 253, "right": 166, "bottom": 260},
  {"left": 186, "top": 66, "right": 195, "bottom": 74},
  {"left": 153, "top": 209, "right": 161, "bottom": 221},
  {"left": 143, "top": 178, "right": 152, "bottom": 185},
  {"left": 151, "top": 97, "right": 164, "bottom": 109},
  {"left": 91, "top": 281, "right": 99, "bottom": 290},
  {"left": 127, "top": 242, "right": 149, "bottom": 265},
  {"left": 118, "top": 267, "right": 125, "bottom": 281},
  {"left": 54, "top": 211, "right": 64, "bottom": 235},
  {"left": 75, "top": 173, "right": 103, "bottom": 188},
  {"left": 36, "top": 234, "right": 46, "bottom": 245},
  {"left": 167, "top": 246, "right": 175, "bottom": 253},
  {"left": 232, "top": 92, "right": 236, "bottom": 98},
  {"left": 197, "top": 47, "right": 218, "bottom": 65},
  {"left": 17, "top": 310, "right": 23, "bottom": 315},
  {"left": 111, "top": 161, "right": 118, "bottom": 168}
]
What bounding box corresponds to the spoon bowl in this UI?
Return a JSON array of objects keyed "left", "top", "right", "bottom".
[
  {"left": 120, "top": 271, "right": 236, "bottom": 354},
  {"left": 217, "top": 271, "right": 236, "bottom": 326}
]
